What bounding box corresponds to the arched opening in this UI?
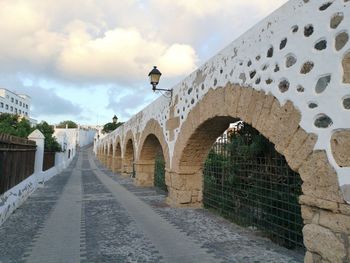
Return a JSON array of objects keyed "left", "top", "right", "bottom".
[
  {"left": 122, "top": 139, "right": 135, "bottom": 177},
  {"left": 113, "top": 142, "right": 122, "bottom": 173},
  {"left": 203, "top": 120, "right": 304, "bottom": 250},
  {"left": 136, "top": 134, "right": 167, "bottom": 190},
  {"left": 169, "top": 85, "right": 345, "bottom": 261}
]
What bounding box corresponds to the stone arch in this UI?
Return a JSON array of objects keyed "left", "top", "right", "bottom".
[
  {"left": 135, "top": 119, "right": 170, "bottom": 187},
  {"left": 113, "top": 136, "right": 122, "bottom": 173},
  {"left": 170, "top": 83, "right": 347, "bottom": 263},
  {"left": 122, "top": 130, "right": 135, "bottom": 177},
  {"left": 171, "top": 83, "right": 344, "bottom": 207}
]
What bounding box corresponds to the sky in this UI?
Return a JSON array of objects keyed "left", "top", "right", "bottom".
[{"left": 0, "top": 0, "right": 288, "bottom": 125}]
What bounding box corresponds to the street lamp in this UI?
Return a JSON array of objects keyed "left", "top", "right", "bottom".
[
  {"left": 148, "top": 66, "right": 172, "bottom": 96},
  {"left": 112, "top": 115, "right": 118, "bottom": 124}
]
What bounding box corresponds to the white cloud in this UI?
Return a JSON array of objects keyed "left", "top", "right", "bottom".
[
  {"left": 57, "top": 26, "right": 197, "bottom": 81},
  {"left": 157, "top": 44, "right": 198, "bottom": 77},
  {"left": 0, "top": 0, "right": 288, "bottom": 124}
]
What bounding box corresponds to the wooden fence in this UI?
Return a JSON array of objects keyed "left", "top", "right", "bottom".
[
  {"left": 43, "top": 152, "right": 55, "bottom": 171},
  {"left": 0, "top": 134, "right": 36, "bottom": 195}
]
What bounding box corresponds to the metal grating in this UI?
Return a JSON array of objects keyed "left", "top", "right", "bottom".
[
  {"left": 154, "top": 153, "right": 167, "bottom": 192},
  {"left": 203, "top": 122, "right": 304, "bottom": 250}
]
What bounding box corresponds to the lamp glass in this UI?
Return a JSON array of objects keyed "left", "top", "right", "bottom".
[{"left": 149, "top": 73, "right": 161, "bottom": 85}]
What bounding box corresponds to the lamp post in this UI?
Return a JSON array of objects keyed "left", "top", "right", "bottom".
[
  {"left": 112, "top": 115, "right": 118, "bottom": 124},
  {"left": 148, "top": 66, "right": 172, "bottom": 96}
]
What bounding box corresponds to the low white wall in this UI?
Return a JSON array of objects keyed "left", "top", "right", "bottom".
[{"left": 0, "top": 152, "right": 74, "bottom": 226}]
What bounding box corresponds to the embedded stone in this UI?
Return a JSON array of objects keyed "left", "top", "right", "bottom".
[
  {"left": 343, "top": 98, "right": 350, "bottom": 109},
  {"left": 315, "top": 75, "right": 331, "bottom": 94},
  {"left": 278, "top": 79, "right": 290, "bottom": 93},
  {"left": 343, "top": 52, "right": 350, "bottom": 83},
  {"left": 335, "top": 32, "right": 349, "bottom": 51},
  {"left": 280, "top": 38, "right": 287, "bottom": 49},
  {"left": 300, "top": 61, "right": 314, "bottom": 74},
  {"left": 319, "top": 2, "right": 333, "bottom": 11},
  {"left": 314, "top": 39, "right": 327, "bottom": 50},
  {"left": 314, "top": 114, "right": 333, "bottom": 128},
  {"left": 267, "top": 46, "right": 273, "bottom": 57},
  {"left": 330, "top": 13, "right": 344, "bottom": 29},
  {"left": 291, "top": 25, "right": 299, "bottom": 33},
  {"left": 286, "top": 55, "right": 297, "bottom": 68},
  {"left": 297, "top": 85, "right": 305, "bottom": 92},
  {"left": 331, "top": 130, "right": 350, "bottom": 167},
  {"left": 308, "top": 102, "right": 318, "bottom": 109},
  {"left": 304, "top": 25, "right": 314, "bottom": 37}
]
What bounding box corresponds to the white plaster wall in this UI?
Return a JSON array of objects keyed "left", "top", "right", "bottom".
[
  {"left": 0, "top": 152, "right": 73, "bottom": 226},
  {"left": 97, "top": 0, "right": 350, "bottom": 199}
]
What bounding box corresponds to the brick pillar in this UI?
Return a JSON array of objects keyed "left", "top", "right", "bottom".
[
  {"left": 165, "top": 169, "right": 203, "bottom": 208},
  {"left": 134, "top": 160, "right": 155, "bottom": 186}
]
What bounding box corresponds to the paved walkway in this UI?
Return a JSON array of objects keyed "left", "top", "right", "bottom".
[{"left": 0, "top": 147, "right": 304, "bottom": 263}]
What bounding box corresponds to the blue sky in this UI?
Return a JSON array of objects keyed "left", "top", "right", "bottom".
[{"left": 0, "top": 0, "right": 287, "bottom": 125}]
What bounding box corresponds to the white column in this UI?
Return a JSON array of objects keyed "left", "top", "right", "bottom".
[{"left": 28, "top": 129, "right": 45, "bottom": 182}]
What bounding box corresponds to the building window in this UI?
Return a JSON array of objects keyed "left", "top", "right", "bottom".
[
  {"left": 26, "top": 105, "right": 28, "bottom": 109},
  {"left": 5, "top": 104, "right": 8, "bottom": 110},
  {"left": 0, "top": 102, "right": 3, "bottom": 108},
  {"left": 20, "top": 101, "right": 22, "bottom": 106},
  {"left": 25, "top": 112, "right": 28, "bottom": 116},
  {"left": 10, "top": 106, "right": 13, "bottom": 111},
  {"left": 19, "top": 110, "right": 21, "bottom": 114},
  {"left": 11, "top": 98, "right": 14, "bottom": 103},
  {"left": 15, "top": 99, "right": 18, "bottom": 104},
  {"left": 15, "top": 108, "right": 17, "bottom": 114}
]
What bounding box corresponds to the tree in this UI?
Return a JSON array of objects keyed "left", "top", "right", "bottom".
[
  {"left": 35, "top": 121, "right": 62, "bottom": 152},
  {"left": 102, "top": 122, "right": 123, "bottom": 134},
  {"left": 56, "top": 120, "right": 78, "bottom": 128},
  {"left": 0, "top": 113, "right": 32, "bottom": 138}
]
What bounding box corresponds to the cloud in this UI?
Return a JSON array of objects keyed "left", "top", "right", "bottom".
[
  {"left": 106, "top": 86, "right": 156, "bottom": 120},
  {"left": 0, "top": 75, "right": 83, "bottom": 117},
  {"left": 0, "top": 0, "right": 199, "bottom": 84},
  {"left": 57, "top": 26, "right": 197, "bottom": 82},
  {"left": 0, "top": 0, "right": 287, "bottom": 85},
  {"left": 27, "top": 86, "right": 83, "bottom": 116}
]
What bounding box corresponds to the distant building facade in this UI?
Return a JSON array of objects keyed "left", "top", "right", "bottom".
[
  {"left": 0, "top": 88, "right": 31, "bottom": 117},
  {"left": 0, "top": 88, "right": 37, "bottom": 125},
  {"left": 54, "top": 125, "right": 97, "bottom": 159}
]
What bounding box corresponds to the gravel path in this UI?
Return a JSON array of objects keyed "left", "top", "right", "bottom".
[{"left": 0, "top": 147, "right": 304, "bottom": 263}]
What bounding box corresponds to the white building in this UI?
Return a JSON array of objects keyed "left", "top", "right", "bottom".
[
  {"left": 0, "top": 88, "right": 31, "bottom": 118},
  {"left": 54, "top": 125, "right": 97, "bottom": 159}
]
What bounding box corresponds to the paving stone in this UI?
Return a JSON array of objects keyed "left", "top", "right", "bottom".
[{"left": 0, "top": 147, "right": 305, "bottom": 263}]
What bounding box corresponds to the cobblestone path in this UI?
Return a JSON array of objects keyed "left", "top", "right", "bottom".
[{"left": 0, "top": 147, "right": 304, "bottom": 263}]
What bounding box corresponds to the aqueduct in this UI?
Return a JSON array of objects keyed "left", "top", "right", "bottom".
[{"left": 96, "top": 0, "right": 350, "bottom": 262}]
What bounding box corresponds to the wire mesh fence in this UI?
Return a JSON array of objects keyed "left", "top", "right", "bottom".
[
  {"left": 154, "top": 153, "right": 167, "bottom": 192},
  {"left": 203, "top": 122, "right": 304, "bottom": 250}
]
